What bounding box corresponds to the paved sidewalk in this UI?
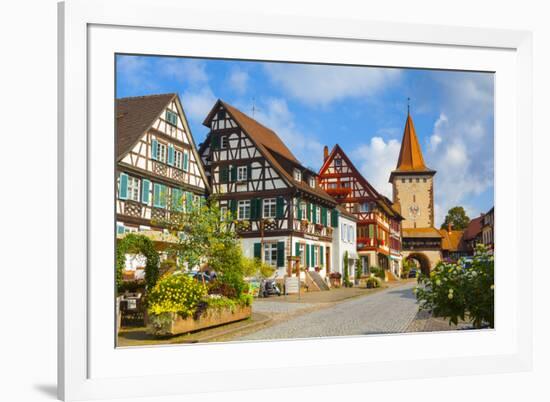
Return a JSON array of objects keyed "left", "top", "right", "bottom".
[{"left": 237, "top": 281, "right": 419, "bottom": 341}]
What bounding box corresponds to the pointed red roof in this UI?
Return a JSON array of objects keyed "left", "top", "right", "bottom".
[{"left": 395, "top": 113, "right": 429, "bottom": 172}]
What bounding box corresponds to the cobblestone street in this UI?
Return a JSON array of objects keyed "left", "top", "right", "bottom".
[{"left": 236, "top": 281, "right": 419, "bottom": 341}]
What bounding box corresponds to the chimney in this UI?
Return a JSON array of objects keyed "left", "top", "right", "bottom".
[
  {"left": 448, "top": 222, "right": 452, "bottom": 233},
  {"left": 323, "top": 145, "right": 329, "bottom": 161}
]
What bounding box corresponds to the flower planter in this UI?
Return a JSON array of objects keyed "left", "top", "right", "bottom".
[{"left": 147, "top": 305, "right": 252, "bottom": 337}]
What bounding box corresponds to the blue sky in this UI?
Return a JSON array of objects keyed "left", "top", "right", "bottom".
[{"left": 116, "top": 55, "right": 494, "bottom": 227}]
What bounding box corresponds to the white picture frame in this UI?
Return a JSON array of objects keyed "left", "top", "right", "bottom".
[{"left": 58, "top": 0, "right": 533, "bottom": 400}]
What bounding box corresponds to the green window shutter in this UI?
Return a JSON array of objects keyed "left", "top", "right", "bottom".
[
  {"left": 186, "top": 191, "right": 193, "bottom": 211},
  {"left": 247, "top": 163, "right": 252, "bottom": 180},
  {"left": 253, "top": 243, "right": 261, "bottom": 259},
  {"left": 229, "top": 166, "right": 237, "bottom": 182},
  {"left": 276, "top": 197, "right": 284, "bottom": 219},
  {"left": 251, "top": 198, "right": 259, "bottom": 220},
  {"left": 153, "top": 183, "right": 161, "bottom": 207},
  {"left": 141, "top": 179, "right": 150, "bottom": 204},
  {"left": 171, "top": 188, "right": 182, "bottom": 211},
  {"left": 168, "top": 145, "right": 174, "bottom": 165},
  {"left": 331, "top": 209, "right": 339, "bottom": 228},
  {"left": 321, "top": 207, "right": 327, "bottom": 226},
  {"left": 229, "top": 199, "right": 237, "bottom": 216},
  {"left": 369, "top": 224, "right": 374, "bottom": 238},
  {"left": 305, "top": 244, "right": 310, "bottom": 268},
  {"left": 277, "top": 242, "right": 285, "bottom": 267},
  {"left": 219, "top": 166, "right": 228, "bottom": 183},
  {"left": 320, "top": 246, "right": 324, "bottom": 265},
  {"left": 297, "top": 199, "right": 302, "bottom": 220},
  {"left": 183, "top": 151, "right": 189, "bottom": 171},
  {"left": 160, "top": 185, "right": 167, "bottom": 208},
  {"left": 151, "top": 139, "right": 158, "bottom": 160},
  {"left": 119, "top": 173, "right": 128, "bottom": 200},
  {"left": 295, "top": 242, "right": 300, "bottom": 257},
  {"left": 117, "top": 224, "right": 125, "bottom": 235},
  {"left": 307, "top": 203, "right": 312, "bottom": 221},
  {"left": 211, "top": 135, "right": 219, "bottom": 150}
]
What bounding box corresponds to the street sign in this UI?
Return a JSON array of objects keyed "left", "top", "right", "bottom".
[{"left": 285, "top": 277, "right": 300, "bottom": 294}]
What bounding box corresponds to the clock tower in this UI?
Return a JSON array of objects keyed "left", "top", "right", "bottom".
[{"left": 389, "top": 111, "right": 436, "bottom": 229}]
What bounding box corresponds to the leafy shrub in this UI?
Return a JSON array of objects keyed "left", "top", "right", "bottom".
[
  {"left": 365, "top": 276, "right": 381, "bottom": 289},
  {"left": 147, "top": 274, "right": 207, "bottom": 317},
  {"left": 203, "top": 295, "right": 237, "bottom": 313},
  {"left": 415, "top": 244, "right": 494, "bottom": 328},
  {"left": 370, "top": 266, "right": 385, "bottom": 280},
  {"left": 116, "top": 234, "right": 160, "bottom": 292},
  {"left": 237, "top": 293, "right": 253, "bottom": 307},
  {"left": 159, "top": 259, "right": 177, "bottom": 277}
]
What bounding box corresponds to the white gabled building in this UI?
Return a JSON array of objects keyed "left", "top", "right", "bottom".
[
  {"left": 115, "top": 93, "right": 209, "bottom": 237},
  {"left": 332, "top": 206, "right": 358, "bottom": 280}
]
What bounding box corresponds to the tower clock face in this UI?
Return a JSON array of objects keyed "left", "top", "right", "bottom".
[{"left": 409, "top": 203, "right": 420, "bottom": 218}]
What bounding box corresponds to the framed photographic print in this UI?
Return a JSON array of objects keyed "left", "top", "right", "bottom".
[{"left": 58, "top": 0, "right": 533, "bottom": 400}]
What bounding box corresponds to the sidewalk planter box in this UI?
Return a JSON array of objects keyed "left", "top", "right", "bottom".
[{"left": 147, "top": 305, "right": 252, "bottom": 337}]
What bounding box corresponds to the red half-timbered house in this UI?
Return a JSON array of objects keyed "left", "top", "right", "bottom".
[{"left": 318, "top": 145, "right": 404, "bottom": 276}]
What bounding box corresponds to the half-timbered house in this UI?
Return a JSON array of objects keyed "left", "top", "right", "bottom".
[
  {"left": 116, "top": 93, "right": 209, "bottom": 241},
  {"left": 199, "top": 100, "right": 340, "bottom": 279},
  {"left": 318, "top": 145, "right": 404, "bottom": 277}
]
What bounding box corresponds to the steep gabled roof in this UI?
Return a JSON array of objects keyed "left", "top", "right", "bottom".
[
  {"left": 319, "top": 144, "right": 403, "bottom": 219},
  {"left": 439, "top": 229, "right": 465, "bottom": 251},
  {"left": 402, "top": 227, "right": 442, "bottom": 238},
  {"left": 203, "top": 100, "right": 336, "bottom": 204},
  {"left": 116, "top": 93, "right": 176, "bottom": 159},
  {"left": 463, "top": 215, "right": 484, "bottom": 241}
]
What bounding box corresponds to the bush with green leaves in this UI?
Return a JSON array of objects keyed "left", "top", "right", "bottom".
[
  {"left": 147, "top": 274, "right": 207, "bottom": 317},
  {"left": 116, "top": 233, "right": 160, "bottom": 292},
  {"left": 355, "top": 257, "right": 363, "bottom": 281},
  {"left": 365, "top": 276, "right": 381, "bottom": 289},
  {"left": 415, "top": 244, "right": 494, "bottom": 328},
  {"left": 369, "top": 266, "right": 385, "bottom": 280}
]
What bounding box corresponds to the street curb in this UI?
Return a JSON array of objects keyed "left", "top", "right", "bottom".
[{"left": 194, "top": 313, "right": 272, "bottom": 342}]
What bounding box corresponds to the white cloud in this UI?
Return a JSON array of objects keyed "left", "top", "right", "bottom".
[
  {"left": 228, "top": 69, "right": 249, "bottom": 94},
  {"left": 350, "top": 136, "right": 401, "bottom": 198},
  {"left": 425, "top": 72, "right": 494, "bottom": 226},
  {"left": 180, "top": 87, "right": 217, "bottom": 122},
  {"left": 238, "top": 97, "right": 324, "bottom": 169},
  {"left": 264, "top": 64, "right": 401, "bottom": 106},
  {"left": 157, "top": 58, "right": 209, "bottom": 84}
]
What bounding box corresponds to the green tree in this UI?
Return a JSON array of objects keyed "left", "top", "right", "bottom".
[
  {"left": 116, "top": 233, "right": 159, "bottom": 292},
  {"left": 343, "top": 251, "right": 351, "bottom": 287},
  {"left": 440, "top": 206, "right": 470, "bottom": 230},
  {"left": 355, "top": 256, "right": 363, "bottom": 284}
]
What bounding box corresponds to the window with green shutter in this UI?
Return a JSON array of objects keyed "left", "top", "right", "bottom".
[
  {"left": 229, "top": 165, "right": 237, "bottom": 182},
  {"left": 119, "top": 173, "right": 128, "bottom": 200},
  {"left": 305, "top": 244, "right": 310, "bottom": 268},
  {"left": 211, "top": 135, "right": 219, "bottom": 150},
  {"left": 312, "top": 204, "right": 318, "bottom": 224},
  {"left": 369, "top": 224, "right": 374, "bottom": 239},
  {"left": 321, "top": 207, "right": 327, "bottom": 226},
  {"left": 295, "top": 242, "right": 300, "bottom": 257},
  {"left": 251, "top": 198, "right": 261, "bottom": 220},
  {"left": 185, "top": 191, "right": 193, "bottom": 211},
  {"left": 166, "top": 110, "right": 178, "bottom": 126},
  {"left": 171, "top": 188, "right": 182, "bottom": 211},
  {"left": 153, "top": 183, "right": 164, "bottom": 208},
  {"left": 183, "top": 151, "right": 189, "bottom": 171},
  {"left": 151, "top": 139, "right": 158, "bottom": 160},
  {"left": 253, "top": 243, "right": 261, "bottom": 259},
  {"left": 141, "top": 179, "right": 150, "bottom": 204},
  {"left": 320, "top": 246, "right": 324, "bottom": 265},
  {"left": 276, "top": 197, "right": 284, "bottom": 219},
  {"left": 168, "top": 145, "right": 174, "bottom": 165},
  {"left": 229, "top": 199, "right": 237, "bottom": 216},
  {"left": 247, "top": 163, "right": 252, "bottom": 180},
  {"left": 307, "top": 203, "right": 312, "bottom": 221},
  {"left": 219, "top": 166, "right": 229, "bottom": 183},
  {"left": 277, "top": 242, "right": 285, "bottom": 267}
]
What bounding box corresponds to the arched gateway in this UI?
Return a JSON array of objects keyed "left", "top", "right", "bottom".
[{"left": 403, "top": 251, "right": 441, "bottom": 275}]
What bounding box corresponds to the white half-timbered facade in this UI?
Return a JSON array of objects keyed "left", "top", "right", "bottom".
[
  {"left": 200, "top": 100, "right": 340, "bottom": 279},
  {"left": 116, "top": 93, "right": 209, "bottom": 236}
]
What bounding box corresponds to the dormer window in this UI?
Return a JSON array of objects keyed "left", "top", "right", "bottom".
[
  {"left": 294, "top": 169, "right": 302, "bottom": 182},
  {"left": 309, "top": 177, "right": 316, "bottom": 188},
  {"left": 335, "top": 158, "right": 342, "bottom": 167}
]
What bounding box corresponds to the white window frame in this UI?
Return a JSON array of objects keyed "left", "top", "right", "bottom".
[
  {"left": 313, "top": 245, "right": 319, "bottom": 266},
  {"left": 174, "top": 149, "right": 183, "bottom": 170},
  {"left": 237, "top": 165, "right": 248, "bottom": 182},
  {"left": 263, "top": 198, "right": 276, "bottom": 218},
  {"left": 341, "top": 223, "right": 346, "bottom": 241},
  {"left": 263, "top": 242, "right": 278, "bottom": 267},
  {"left": 300, "top": 202, "right": 307, "bottom": 220},
  {"left": 127, "top": 176, "right": 140, "bottom": 202},
  {"left": 309, "top": 177, "right": 316, "bottom": 188},
  {"left": 237, "top": 200, "right": 251, "bottom": 220},
  {"left": 299, "top": 243, "right": 306, "bottom": 267},
  {"left": 156, "top": 142, "right": 167, "bottom": 163},
  {"left": 315, "top": 206, "right": 321, "bottom": 224},
  {"left": 220, "top": 206, "right": 228, "bottom": 221},
  {"left": 293, "top": 168, "right": 302, "bottom": 182}
]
